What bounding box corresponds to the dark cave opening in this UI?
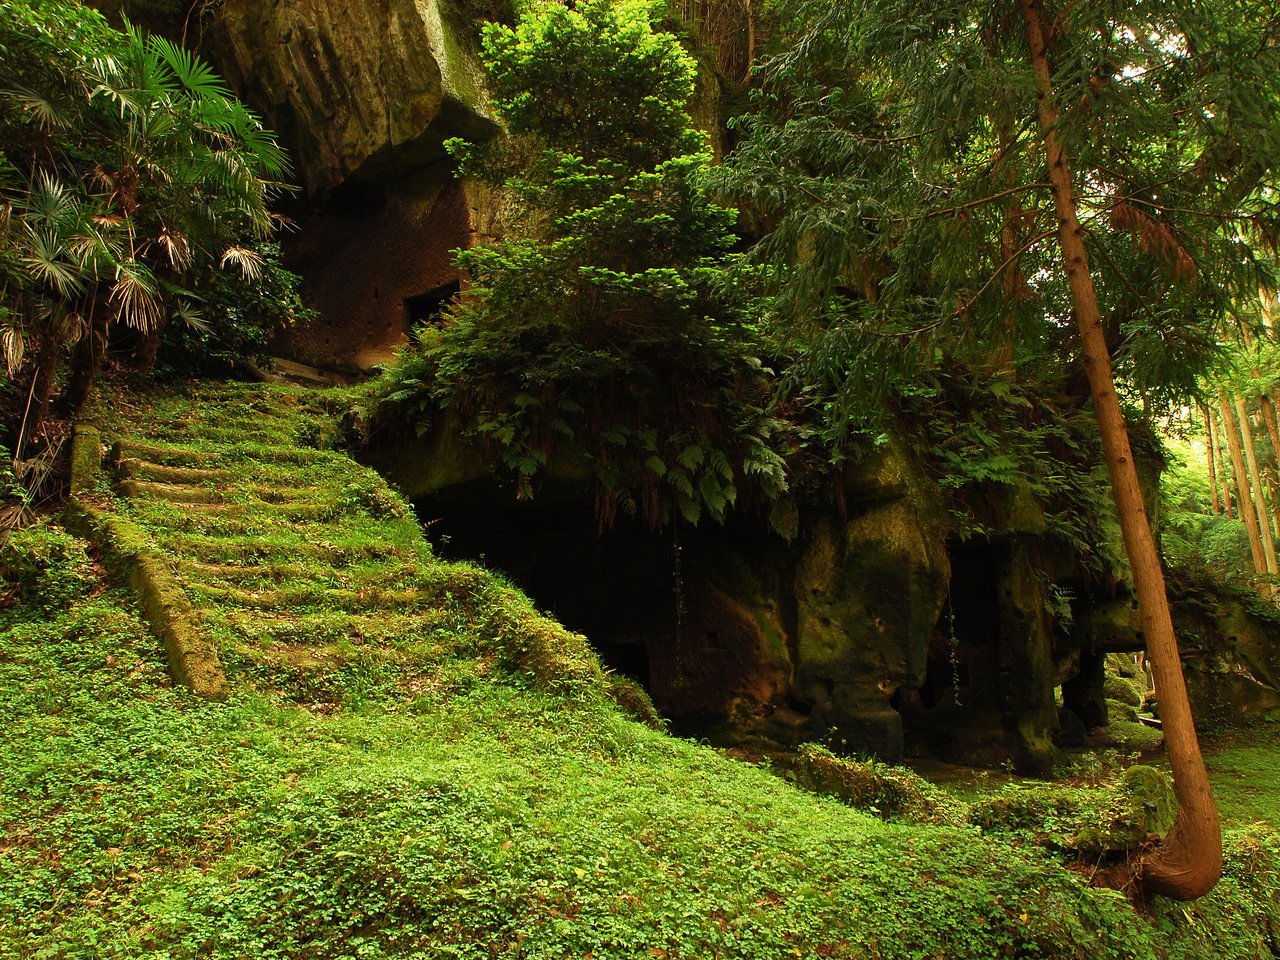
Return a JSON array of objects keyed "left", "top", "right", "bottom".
[
  {"left": 414, "top": 486, "right": 678, "bottom": 691},
  {"left": 909, "top": 538, "right": 1004, "bottom": 712},
  {"left": 405, "top": 280, "right": 461, "bottom": 327}
]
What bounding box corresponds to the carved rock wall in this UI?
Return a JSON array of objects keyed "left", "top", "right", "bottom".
[{"left": 204, "top": 0, "right": 499, "bottom": 369}]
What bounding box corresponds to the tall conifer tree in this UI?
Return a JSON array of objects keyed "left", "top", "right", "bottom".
[{"left": 718, "top": 0, "right": 1280, "bottom": 898}]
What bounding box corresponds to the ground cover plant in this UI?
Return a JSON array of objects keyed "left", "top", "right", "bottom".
[{"left": 1, "top": 381, "right": 1278, "bottom": 958}]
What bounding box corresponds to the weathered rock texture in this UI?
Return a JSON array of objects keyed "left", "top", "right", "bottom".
[
  {"left": 205, "top": 0, "right": 499, "bottom": 370},
  {"left": 208, "top": 0, "right": 495, "bottom": 197},
  {"left": 379, "top": 431, "right": 1103, "bottom": 769}
]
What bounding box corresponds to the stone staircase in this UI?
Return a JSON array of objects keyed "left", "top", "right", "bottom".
[{"left": 68, "top": 383, "right": 647, "bottom": 717}]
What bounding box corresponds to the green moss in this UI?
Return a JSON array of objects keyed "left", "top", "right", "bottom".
[
  {"left": 1204, "top": 726, "right": 1280, "bottom": 827},
  {"left": 1106, "top": 697, "right": 1140, "bottom": 723},
  {"left": 791, "top": 744, "right": 970, "bottom": 826},
  {"left": 971, "top": 764, "right": 1176, "bottom": 857},
  {"left": 1104, "top": 673, "right": 1146, "bottom": 708},
  {"left": 68, "top": 423, "right": 102, "bottom": 495},
  {"left": 1108, "top": 718, "right": 1165, "bottom": 751}
]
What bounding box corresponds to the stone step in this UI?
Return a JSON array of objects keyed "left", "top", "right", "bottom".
[
  {"left": 135, "top": 499, "right": 344, "bottom": 523},
  {"left": 112, "top": 440, "right": 223, "bottom": 468},
  {"left": 115, "top": 459, "right": 233, "bottom": 485},
  {"left": 218, "top": 609, "right": 443, "bottom": 647},
  {"left": 177, "top": 558, "right": 424, "bottom": 590},
  {"left": 188, "top": 582, "right": 439, "bottom": 614},
  {"left": 158, "top": 532, "right": 420, "bottom": 566},
  {"left": 118, "top": 479, "right": 222, "bottom": 504}
]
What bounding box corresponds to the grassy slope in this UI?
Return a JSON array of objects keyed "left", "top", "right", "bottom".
[{"left": 1, "top": 382, "right": 1278, "bottom": 959}]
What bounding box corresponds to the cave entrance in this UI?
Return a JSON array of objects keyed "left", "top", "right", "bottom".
[
  {"left": 415, "top": 487, "right": 677, "bottom": 691},
  {"left": 912, "top": 539, "right": 1004, "bottom": 709},
  {"left": 405, "top": 280, "right": 461, "bottom": 326},
  {"left": 897, "top": 538, "right": 1010, "bottom": 763}
]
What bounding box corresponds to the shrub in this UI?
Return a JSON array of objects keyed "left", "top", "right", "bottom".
[
  {"left": 372, "top": 0, "right": 788, "bottom": 529},
  {"left": 0, "top": 520, "right": 94, "bottom": 609}
]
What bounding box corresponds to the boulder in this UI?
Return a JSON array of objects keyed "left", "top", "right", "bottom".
[{"left": 207, "top": 0, "right": 496, "bottom": 197}]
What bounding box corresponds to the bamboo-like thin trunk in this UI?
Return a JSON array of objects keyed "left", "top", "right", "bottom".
[
  {"left": 1265, "top": 467, "right": 1280, "bottom": 542},
  {"left": 1256, "top": 398, "right": 1280, "bottom": 537},
  {"left": 1235, "top": 395, "right": 1278, "bottom": 578},
  {"left": 1203, "top": 403, "right": 1222, "bottom": 515},
  {"left": 1220, "top": 393, "right": 1267, "bottom": 576},
  {"left": 1213, "top": 406, "right": 1236, "bottom": 519},
  {"left": 1023, "top": 0, "right": 1220, "bottom": 901}
]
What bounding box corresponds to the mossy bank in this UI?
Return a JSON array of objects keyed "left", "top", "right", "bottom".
[{"left": 1, "top": 382, "right": 1279, "bottom": 959}]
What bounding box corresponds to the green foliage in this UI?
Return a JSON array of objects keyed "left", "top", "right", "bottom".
[
  {"left": 710, "top": 0, "right": 1280, "bottom": 524},
  {"left": 1161, "top": 434, "right": 1256, "bottom": 576},
  {"left": 0, "top": 0, "right": 296, "bottom": 425},
  {"left": 374, "top": 0, "right": 788, "bottom": 528},
  {"left": 157, "top": 242, "right": 312, "bottom": 376},
  {"left": 0, "top": 518, "right": 94, "bottom": 608},
  {"left": 972, "top": 764, "right": 1178, "bottom": 858},
  {"left": 481, "top": 0, "right": 702, "bottom": 167}
]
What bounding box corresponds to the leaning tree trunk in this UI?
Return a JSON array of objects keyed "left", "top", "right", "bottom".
[
  {"left": 1220, "top": 392, "right": 1268, "bottom": 580},
  {"left": 1022, "top": 0, "right": 1222, "bottom": 901},
  {"left": 1202, "top": 403, "right": 1222, "bottom": 515}
]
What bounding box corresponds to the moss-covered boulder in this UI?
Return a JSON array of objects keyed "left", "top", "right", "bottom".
[
  {"left": 972, "top": 764, "right": 1177, "bottom": 857},
  {"left": 791, "top": 744, "right": 969, "bottom": 826},
  {"left": 1104, "top": 672, "right": 1146, "bottom": 709}
]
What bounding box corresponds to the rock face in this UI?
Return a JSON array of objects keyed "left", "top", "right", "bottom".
[
  {"left": 1173, "top": 576, "right": 1280, "bottom": 725},
  {"left": 380, "top": 430, "right": 1096, "bottom": 769},
  {"left": 208, "top": 0, "right": 495, "bottom": 198},
  {"left": 204, "top": 0, "right": 499, "bottom": 370}
]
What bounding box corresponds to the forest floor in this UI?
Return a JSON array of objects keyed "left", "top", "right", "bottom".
[{"left": 1, "top": 381, "right": 1277, "bottom": 959}]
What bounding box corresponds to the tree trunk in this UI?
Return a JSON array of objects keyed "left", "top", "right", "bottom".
[
  {"left": 1022, "top": 0, "right": 1221, "bottom": 901},
  {"left": 1202, "top": 403, "right": 1222, "bottom": 515},
  {"left": 1255, "top": 397, "right": 1280, "bottom": 537},
  {"left": 62, "top": 295, "right": 107, "bottom": 420},
  {"left": 133, "top": 322, "right": 163, "bottom": 376},
  {"left": 1235, "top": 395, "right": 1278, "bottom": 578},
  {"left": 1220, "top": 392, "right": 1267, "bottom": 578},
  {"left": 1213, "top": 406, "right": 1236, "bottom": 519},
  {"left": 20, "top": 329, "right": 61, "bottom": 458}
]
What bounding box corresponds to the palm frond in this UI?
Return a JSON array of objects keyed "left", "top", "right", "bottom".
[
  {"left": 20, "top": 229, "right": 87, "bottom": 298},
  {"left": 111, "top": 257, "right": 164, "bottom": 331},
  {"left": 171, "top": 297, "right": 211, "bottom": 333},
  {"left": 157, "top": 225, "right": 192, "bottom": 270},
  {"left": 2, "top": 322, "right": 25, "bottom": 377},
  {"left": 220, "top": 245, "right": 264, "bottom": 281},
  {"left": 149, "top": 35, "right": 232, "bottom": 100},
  {"left": 2, "top": 85, "right": 72, "bottom": 132}
]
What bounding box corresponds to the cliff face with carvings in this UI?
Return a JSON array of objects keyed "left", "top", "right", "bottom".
[{"left": 204, "top": 0, "right": 501, "bottom": 371}]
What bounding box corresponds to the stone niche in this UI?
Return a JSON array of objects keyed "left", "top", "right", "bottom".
[{"left": 203, "top": 0, "right": 501, "bottom": 371}]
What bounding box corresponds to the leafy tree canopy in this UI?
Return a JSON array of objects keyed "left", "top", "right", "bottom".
[{"left": 376, "top": 0, "right": 788, "bottom": 529}]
